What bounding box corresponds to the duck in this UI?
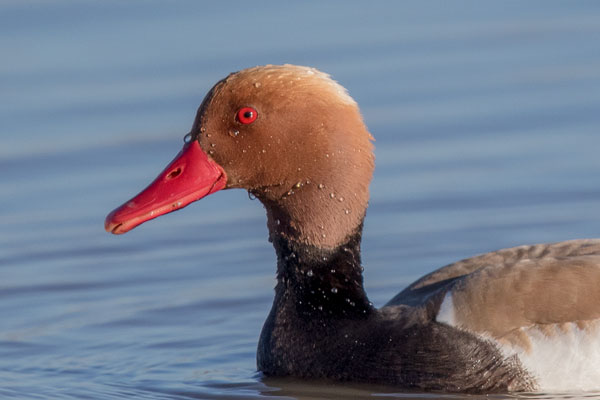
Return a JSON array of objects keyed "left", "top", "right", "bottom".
[{"left": 105, "top": 64, "right": 600, "bottom": 393}]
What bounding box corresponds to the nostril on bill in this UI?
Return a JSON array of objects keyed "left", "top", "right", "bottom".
[{"left": 166, "top": 167, "right": 182, "bottom": 180}]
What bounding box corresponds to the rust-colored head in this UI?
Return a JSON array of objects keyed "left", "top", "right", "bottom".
[{"left": 106, "top": 64, "right": 374, "bottom": 249}]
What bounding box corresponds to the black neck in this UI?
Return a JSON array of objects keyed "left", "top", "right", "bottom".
[
  {"left": 257, "top": 224, "right": 375, "bottom": 374},
  {"left": 270, "top": 224, "right": 374, "bottom": 320}
]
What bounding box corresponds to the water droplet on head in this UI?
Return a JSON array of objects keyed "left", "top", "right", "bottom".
[
  {"left": 329, "top": 193, "right": 335, "bottom": 199},
  {"left": 261, "top": 149, "right": 266, "bottom": 153},
  {"left": 183, "top": 133, "right": 192, "bottom": 143},
  {"left": 210, "top": 143, "right": 216, "bottom": 147},
  {"left": 318, "top": 305, "right": 323, "bottom": 311},
  {"left": 331, "top": 287, "right": 338, "bottom": 294},
  {"left": 294, "top": 182, "right": 301, "bottom": 188},
  {"left": 209, "top": 150, "right": 215, "bottom": 154},
  {"left": 338, "top": 197, "right": 344, "bottom": 202},
  {"left": 276, "top": 219, "right": 280, "bottom": 225},
  {"left": 306, "top": 179, "right": 311, "bottom": 184},
  {"left": 322, "top": 233, "right": 326, "bottom": 238},
  {"left": 200, "top": 126, "right": 206, "bottom": 133},
  {"left": 242, "top": 149, "right": 247, "bottom": 153},
  {"left": 229, "top": 130, "right": 239, "bottom": 137},
  {"left": 307, "top": 270, "right": 314, "bottom": 277},
  {"left": 344, "top": 209, "right": 350, "bottom": 215},
  {"left": 254, "top": 82, "right": 261, "bottom": 88},
  {"left": 318, "top": 184, "right": 324, "bottom": 189}
]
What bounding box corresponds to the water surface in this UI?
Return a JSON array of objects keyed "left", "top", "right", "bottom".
[{"left": 2, "top": 1, "right": 600, "bottom": 399}]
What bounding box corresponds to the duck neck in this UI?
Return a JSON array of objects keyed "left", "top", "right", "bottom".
[
  {"left": 255, "top": 179, "right": 374, "bottom": 318},
  {"left": 257, "top": 223, "right": 375, "bottom": 374},
  {"left": 269, "top": 222, "right": 374, "bottom": 320},
  {"left": 256, "top": 181, "right": 375, "bottom": 373}
]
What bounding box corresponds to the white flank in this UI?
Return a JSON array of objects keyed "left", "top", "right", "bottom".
[
  {"left": 435, "top": 292, "right": 456, "bottom": 326},
  {"left": 435, "top": 293, "right": 600, "bottom": 391},
  {"left": 498, "top": 322, "right": 600, "bottom": 392}
]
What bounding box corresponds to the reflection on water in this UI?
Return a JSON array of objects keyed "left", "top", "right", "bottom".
[{"left": 2, "top": 1, "right": 600, "bottom": 399}]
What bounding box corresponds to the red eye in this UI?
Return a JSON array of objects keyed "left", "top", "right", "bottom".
[{"left": 237, "top": 107, "right": 258, "bottom": 124}]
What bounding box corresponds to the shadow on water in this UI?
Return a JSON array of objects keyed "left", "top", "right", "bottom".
[{"left": 149, "top": 376, "right": 600, "bottom": 400}]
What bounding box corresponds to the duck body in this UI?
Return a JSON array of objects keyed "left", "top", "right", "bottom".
[
  {"left": 257, "top": 231, "right": 534, "bottom": 391},
  {"left": 105, "top": 64, "right": 600, "bottom": 393}
]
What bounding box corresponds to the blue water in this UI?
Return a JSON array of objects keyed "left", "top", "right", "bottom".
[{"left": 2, "top": 1, "right": 600, "bottom": 399}]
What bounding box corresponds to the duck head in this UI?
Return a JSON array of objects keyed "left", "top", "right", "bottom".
[{"left": 105, "top": 65, "right": 374, "bottom": 249}]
